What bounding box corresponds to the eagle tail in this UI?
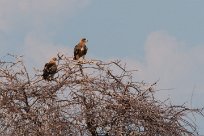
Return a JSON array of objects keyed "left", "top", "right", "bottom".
[
  {"left": 73, "top": 55, "right": 79, "bottom": 60},
  {"left": 42, "top": 74, "right": 48, "bottom": 80}
]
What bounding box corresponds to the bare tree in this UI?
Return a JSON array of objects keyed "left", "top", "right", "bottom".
[{"left": 0, "top": 54, "right": 203, "bottom": 136}]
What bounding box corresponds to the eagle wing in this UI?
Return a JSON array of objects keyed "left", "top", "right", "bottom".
[
  {"left": 74, "top": 44, "right": 81, "bottom": 60},
  {"left": 49, "top": 64, "right": 57, "bottom": 74},
  {"left": 74, "top": 44, "right": 80, "bottom": 56},
  {"left": 42, "top": 63, "right": 49, "bottom": 80},
  {"left": 43, "top": 63, "right": 49, "bottom": 73},
  {"left": 84, "top": 45, "right": 88, "bottom": 55}
]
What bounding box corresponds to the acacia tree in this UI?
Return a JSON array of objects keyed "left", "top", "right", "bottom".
[{"left": 0, "top": 54, "right": 203, "bottom": 136}]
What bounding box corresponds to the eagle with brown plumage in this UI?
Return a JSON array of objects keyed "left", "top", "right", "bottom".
[
  {"left": 73, "top": 38, "right": 88, "bottom": 60},
  {"left": 42, "top": 57, "right": 57, "bottom": 81}
]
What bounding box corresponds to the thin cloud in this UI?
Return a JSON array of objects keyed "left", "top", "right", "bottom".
[
  {"left": 128, "top": 31, "right": 204, "bottom": 103},
  {"left": 0, "top": 0, "right": 91, "bottom": 32},
  {"left": 23, "top": 32, "right": 72, "bottom": 69}
]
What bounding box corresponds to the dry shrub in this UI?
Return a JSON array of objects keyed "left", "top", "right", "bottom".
[{"left": 0, "top": 54, "right": 203, "bottom": 136}]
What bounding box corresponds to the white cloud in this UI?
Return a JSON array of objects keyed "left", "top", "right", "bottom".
[
  {"left": 0, "top": 0, "right": 91, "bottom": 32},
  {"left": 131, "top": 31, "right": 204, "bottom": 103},
  {"left": 23, "top": 32, "right": 72, "bottom": 69}
]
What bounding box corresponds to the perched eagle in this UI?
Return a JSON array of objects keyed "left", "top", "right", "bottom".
[
  {"left": 73, "top": 38, "right": 88, "bottom": 60},
  {"left": 42, "top": 57, "right": 58, "bottom": 81}
]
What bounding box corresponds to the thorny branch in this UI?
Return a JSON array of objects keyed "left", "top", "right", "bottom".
[{"left": 0, "top": 54, "right": 203, "bottom": 136}]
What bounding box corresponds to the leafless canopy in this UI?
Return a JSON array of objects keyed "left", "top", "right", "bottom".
[{"left": 0, "top": 54, "right": 203, "bottom": 136}]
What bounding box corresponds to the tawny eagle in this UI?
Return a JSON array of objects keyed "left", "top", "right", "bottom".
[
  {"left": 73, "top": 38, "right": 88, "bottom": 60},
  {"left": 42, "top": 57, "right": 57, "bottom": 81}
]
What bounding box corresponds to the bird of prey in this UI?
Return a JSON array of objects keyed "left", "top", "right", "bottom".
[
  {"left": 42, "top": 57, "right": 58, "bottom": 81},
  {"left": 73, "top": 38, "right": 88, "bottom": 60}
]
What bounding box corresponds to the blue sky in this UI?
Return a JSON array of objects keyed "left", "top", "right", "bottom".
[{"left": 0, "top": 0, "right": 204, "bottom": 134}]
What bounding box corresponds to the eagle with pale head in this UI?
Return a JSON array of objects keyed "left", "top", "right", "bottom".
[
  {"left": 73, "top": 38, "right": 88, "bottom": 60},
  {"left": 42, "top": 57, "right": 57, "bottom": 81}
]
